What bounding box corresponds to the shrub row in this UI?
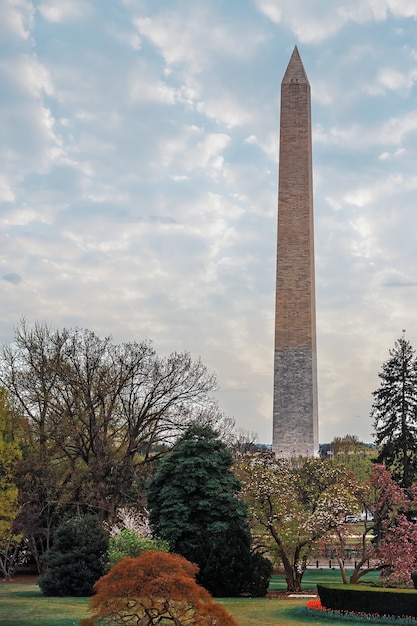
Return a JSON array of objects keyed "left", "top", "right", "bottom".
[{"left": 317, "top": 584, "right": 417, "bottom": 618}]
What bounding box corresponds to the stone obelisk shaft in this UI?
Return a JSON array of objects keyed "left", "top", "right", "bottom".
[{"left": 272, "top": 47, "right": 319, "bottom": 457}]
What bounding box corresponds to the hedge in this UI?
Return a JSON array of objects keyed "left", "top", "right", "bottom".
[{"left": 317, "top": 584, "right": 417, "bottom": 618}]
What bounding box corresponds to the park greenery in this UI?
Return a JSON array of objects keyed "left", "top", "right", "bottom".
[
  {"left": 2, "top": 325, "right": 417, "bottom": 622},
  {"left": 0, "top": 572, "right": 343, "bottom": 626},
  {"left": 147, "top": 425, "right": 272, "bottom": 597},
  {"left": 0, "top": 320, "right": 227, "bottom": 577}
]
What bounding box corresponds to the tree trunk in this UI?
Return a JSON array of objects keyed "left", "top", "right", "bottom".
[
  {"left": 268, "top": 525, "right": 307, "bottom": 592},
  {"left": 350, "top": 562, "right": 385, "bottom": 584},
  {"left": 282, "top": 559, "right": 306, "bottom": 592},
  {"left": 336, "top": 555, "right": 348, "bottom": 584}
]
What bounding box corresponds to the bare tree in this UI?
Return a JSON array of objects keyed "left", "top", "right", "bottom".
[{"left": 0, "top": 320, "right": 222, "bottom": 522}]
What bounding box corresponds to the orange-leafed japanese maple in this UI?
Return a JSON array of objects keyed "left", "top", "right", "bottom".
[{"left": 80, "top": 550, "right": 237, "bottom": 626}]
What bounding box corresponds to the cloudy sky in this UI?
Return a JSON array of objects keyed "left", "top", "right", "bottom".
[{"left": 1, "top": 0, "right": 417, "bottom": 445}]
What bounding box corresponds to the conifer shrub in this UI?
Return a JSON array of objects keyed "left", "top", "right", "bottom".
[
  {"left": 39, "top": 513, "right": 108, "bottom": 596},
  {"left": 147, "top": 426, "right": 272, "bottom": 597}
]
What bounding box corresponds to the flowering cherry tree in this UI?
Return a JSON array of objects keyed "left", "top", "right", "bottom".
[
  {"left": 320, "top": 464, "right": 417, "bottom": 586},
  {"left": 235, "top": 453, "right": 358, "bottom": 592},
  {"left": 378, "top": 515, "right": 417, "bottom": 587},
  {"left": 108, "top": 507, "right": 152, "bottom": 538}
]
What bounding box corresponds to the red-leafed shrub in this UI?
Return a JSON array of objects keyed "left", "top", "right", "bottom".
[{"left": 80, "top": 550, "right": 237, "bottom": 626}]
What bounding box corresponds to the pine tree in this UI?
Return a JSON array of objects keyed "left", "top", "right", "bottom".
[
  {"left": 147, "top": 426, "right": 271, "bottom": 597},
  {"left": 372, "top": 336, "right": 417, "bottom": 488}
]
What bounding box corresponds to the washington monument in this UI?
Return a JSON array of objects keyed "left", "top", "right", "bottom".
[{"left": 272, "top": 47, "right": 319, "bottom": 457}]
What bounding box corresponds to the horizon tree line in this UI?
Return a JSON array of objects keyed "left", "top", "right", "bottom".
[{"left": 1, "top": 321, "right": 417, "bottom": 591}]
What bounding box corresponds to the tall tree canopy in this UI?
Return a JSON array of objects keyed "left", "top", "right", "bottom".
[
  {"left": 372, "top": 336, "right": 417, "bottom": 488},
  {"left": 0, "top": 320, "right": 223, "bottom": 526},
  {"left": 147, "top": 426, "right": 272, "bottom": 597}
]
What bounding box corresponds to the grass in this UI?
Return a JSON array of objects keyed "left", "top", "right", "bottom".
[
  {"left": 0, "top": 569, "right": 381, "bottom": 626},
  {"left": 221, "top": 597, "right": 327, "bottom": 626},
  {"left": 269, "top": 568, "right": 380, "bottom": 591},
  {"left": 0, "top": 582, "right": 88, "bottom": 625}
]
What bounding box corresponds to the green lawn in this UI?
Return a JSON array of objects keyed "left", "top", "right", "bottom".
[
  {"left": 0, "top": 582, "right": 88, "bottom": 625},
  {"left": 269, "top": 567, "right": 380, "bottom": 591},
  {"left": 0, "top": 570, "right": 380, "bottom": 626}
]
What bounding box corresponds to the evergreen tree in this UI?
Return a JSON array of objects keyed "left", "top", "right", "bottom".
[
  {"left": 372, "top": 336, "right": 417, "bottom": 488},
  {"left": 39, "top": 513, "right": 108, "bottom": 596},
  {"left": 147, "top": 426, "right": 271, "bottom": 597}
]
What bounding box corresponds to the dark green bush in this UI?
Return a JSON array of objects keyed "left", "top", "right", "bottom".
[
  {"left": 318, "top": 583, "right": 417, "bottom": 618},
  {"left": 147, "top": 426, "right": 272, "bottom": 597},
  {"left": 244, "top": 551, "right": 274, "bottom": 597},
  {"left": 39, "top": 513, "right": 108, "bottom": 597}
]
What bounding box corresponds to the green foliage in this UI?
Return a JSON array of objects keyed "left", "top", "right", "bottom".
[
  {"left": 0, "top": 387, "right": 22, "bottom": 579},
  {"left": 39, "top": 513, "right": 108, "bottom": 597},
  {"left": 372, "top": 337, "right": 417, "bottom": 488},
  {"left": 0, "top": 320, "right": 221, "bottom": 528},
  {"left": 147, "top": 425, "right": 272, "bottom": 597},
  {"left": 107, "top": 530, "right": 168, "bottom": 569},
  {"left": 330, "top": 435, "right": 376, "bottom": 483},
  {"left": 244, "top": 550, "right": 274, "bottom": 597},
  {"left": 333, "top": 452, "right": 375, "bottom": 483}
]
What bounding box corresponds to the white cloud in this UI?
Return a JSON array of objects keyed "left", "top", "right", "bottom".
[
  {"left": 133, "top": 6, "right": 266, "bottom": 75},
  {"left": 314, "top": 106, "right": 417, "bottom": 155},
  {"left": 0, "top": 54, "right": 53, "bottom": 98},
  {"left": 254, "top": 0, "right": 348, "bottom": 42},
  {"left": 364, "top": 66, "right": 417, "bottom": 94},
  {"left": 153, "top": 126, "right": 231, "bottom": 178},
  {"left": 387, "top": 0, "right": 417, "bottom": 18},
  {"left": 134, "top": 14, "right": 205, "bottom": 73},
  {"left": 183, "top": 133, "right": 231, "bottom": 174},
  {"left": 0, "top": 0, "right": 34, "bottom": 40},
  {"left": 255, "top": 1, "right": 282, "bottom": 24},
  {"left": 378, "top": 147, "right": 406, "bottom": 159},
  {"left": 381, "top": 110, "right": 417, "bottom": 144},
  {"left": 106, "top": 23, "right": 142, "bottom": 51},
  {"left": 0, "top": 178, "right": 15, "bottom": 203},
  {"left": 38, "top": 0, "right": 92, "bottom": 22},
  {"left": 129, "top": 62, "right": 178, "bottom": 105},
  {"left": 197, "top": 96, "right": 252, "bottom": 129},
  {"left": 254, "top": 0, "right": 417, "bottom": 42},
  {"left": 2, "top": 0, "right": 417, "bottom": 447}
]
